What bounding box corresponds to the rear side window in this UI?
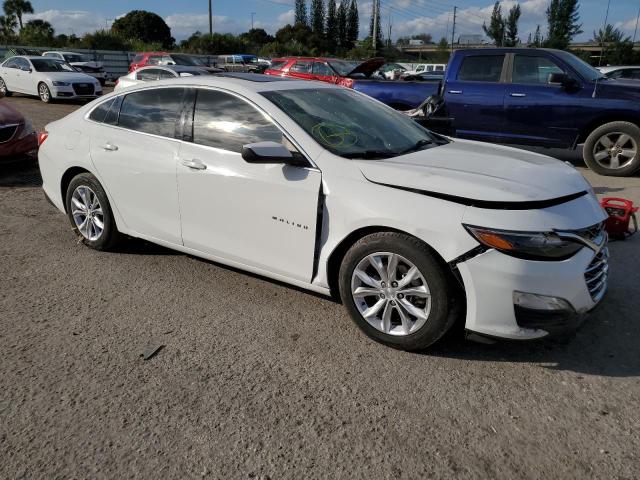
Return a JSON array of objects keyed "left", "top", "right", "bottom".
[
  {"left": 118, "top": 88, "right": 185, "bottom": 138},
  {"left": 193, "top": 89, "right": 282, "bottom": 152},
  {"left": 457, "top": 55, "right": 504, "bottom": 82},
  {"left": 89, "top": 98, "right": 115, "bottom": 123},
  {"left": 269, "top": 60, "right": 286, "bottom": 70},
  {"left": 290, "top": 61, "right": 311, "bottom": 73}
]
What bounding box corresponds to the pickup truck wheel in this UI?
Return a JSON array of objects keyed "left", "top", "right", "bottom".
[
  {"left": 584, "top": 122, "right": 640, "bottom": 176},
  {"left": 339, "top": 232, "right": 458, "bottom": 351}
]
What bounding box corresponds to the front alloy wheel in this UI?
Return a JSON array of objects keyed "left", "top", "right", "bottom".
[
  {"left": 351, "top": 252, "right": 432, "bottom": 336},
  {"left": 39, "top": 83, "right": 51, "bottom": 103}
]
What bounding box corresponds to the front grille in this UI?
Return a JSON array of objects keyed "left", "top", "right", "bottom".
[
  {"left": 585, "top": 246, "right": 609, "bottom": 302},
  {"left": 0, "top": 124, "right": 18, "bottom": 143},
  {"left": 72, "top": 83, "right": 95, "bottom": 95}
]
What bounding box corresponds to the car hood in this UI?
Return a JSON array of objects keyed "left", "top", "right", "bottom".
[
  {"left": 347, "top": 57, "right": 386, "bottom": 77},
  {"left": 595, "top": 78, "right": 640, "bottom": 99},
  {"left": 42, "top": 72, "right": 98, "bottom": 83},
  {"left": 356, "top": 139, "right": 591, "bottom": 204},
  {"left": 0, "top": 99, "right": 24, "bottom": 124}
]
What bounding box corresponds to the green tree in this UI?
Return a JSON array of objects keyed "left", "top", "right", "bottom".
[
  {"left": 294, "top": 0, "right": 308, "bottom": 25},
  {"left": 239, "top": 28, "right": 274, "bottom": 51},
  {"left": 19, "top": 19, "right": 54, "bottom": 45},
  {"left": 80, "top": 30, "right": 128, "bottom": 50},
  {"left": 593, "top": 24, "right": 625, "bottom": 43},
  {"left": 483, "top": 2, "right": 505, "bottom": 46},
  {"left": 326, "top": 0, "right": 338, "bottom": 49},
  {"left": 337, "top": 1, "right": 347, "bottom": 48},
  {"left": 347, "top": 0, "right": 359, "bottom": 48},
  {"left": 504, "top": 4, "right": 521, "bottom": 47},
  {"left": 3, "top": 0, "right": 33, "bottom": 30},
  {"left": 530, "top": 24, "right": 543, "bottom": 46},
  {"left": 112, "top": 10, "right": 174, "bottom": 49},
  {"left": 310, "top": 0, "right": 324, "bottom": 36},
  {"left": 544, "top": 0, "right": 582, "bottom": 50},
  {"left": 594, "top": 25, "right": 636, "bottom": 65},
  {"left": 0, "top": 14, "right": 17, "bottom": 42}
]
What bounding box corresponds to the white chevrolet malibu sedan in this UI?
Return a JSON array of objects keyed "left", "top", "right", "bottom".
[{"left": 39, "top": 74, "right": 608, "bottom": 350}]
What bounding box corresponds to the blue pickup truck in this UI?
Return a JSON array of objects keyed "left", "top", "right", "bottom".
[{"left": 413, "top": 48, "right": 640, "bottom": 176}]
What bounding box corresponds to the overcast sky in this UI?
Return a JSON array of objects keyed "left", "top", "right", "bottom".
[{"left": 22, "top": 0, "right": 640, "bottom": 43}]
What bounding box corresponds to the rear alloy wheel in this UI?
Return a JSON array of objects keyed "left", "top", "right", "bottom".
[
  {"left": 38, "top": 82, "right": 52, "bottom": 103},
  {"left": 65, "top": 173, "right": 123, "bottom": 251},
  {"left": 339, "top": 232, "right": 459, "bottom": 351},
  {"left": 584, "top": 121, "right": 640, "bottom": 176},
  {"left": 0, "top": 77, "right": 11, "bottom": 97}
]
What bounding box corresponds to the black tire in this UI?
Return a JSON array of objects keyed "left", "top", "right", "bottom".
[
  {"left": 338, "top": 232, "right": 460, "bottom": 351},
  {"left": 65, "top": 173, "right": 123, "bottom": 251},
  {"left": 583, "top": 121, "right": 640, "bottom": 176},
  {"left": 38, "top": 82, "right": 52, "bottom": 103},
  {"left": 0, "top": 77, "right": 11, "bottom": 97},
  {"left": 98, "top": 78, "right": 106, "bottom": 87}
]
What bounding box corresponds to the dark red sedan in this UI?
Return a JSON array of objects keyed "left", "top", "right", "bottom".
[
  {"left": 264, "top": 56, "right": 385, "bottom": 87},
  {"left": 0, "top": 100, "right": 38, "bottom": 163}
]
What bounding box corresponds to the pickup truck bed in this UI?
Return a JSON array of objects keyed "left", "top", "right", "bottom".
[{"left": 351, "top": 79, "right": 440, "bottom": 110}]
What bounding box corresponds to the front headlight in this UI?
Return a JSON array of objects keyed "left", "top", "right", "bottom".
[
  {"left": 52, "top": 81, "right": 70, "bottom": 86},
  {"left": 464, "top": 225, "right": 583, "bottom": 260}
]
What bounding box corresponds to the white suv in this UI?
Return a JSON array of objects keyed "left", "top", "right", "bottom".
[{"left": 39, "top": 75, "right": 608, "bottom": 350}]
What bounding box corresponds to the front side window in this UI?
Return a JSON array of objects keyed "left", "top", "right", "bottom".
[
  {"left": 290, "top": 61, "right": 311, "bottom": 73},
  {"left": 118, "top": 88, "right": 185, "bottom": 138},
  {"left": 193, "top": 89, "right": 282, "bottom": 152},
  {"left": 327, "top": 59, "right": 357, "bottom": 76},
  {"left": 512, "top": 55, "right": 565, "bottom": 84},
  {"left": 312, "top": 62, "right": 333, "bottom": 76},
  {"left": 457, "top": 55, "right": 505, "bottom": 82},
  {"left": 417, "top": 65, "right": 425, "bottom": 72},
  {"left": 262, "top": 88, "right": 443, "bottom": 159},
  {"left": 31, "top": 59, "right": 75, "bottom": 72}
]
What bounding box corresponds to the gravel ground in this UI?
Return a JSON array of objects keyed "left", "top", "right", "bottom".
[{"left": 1, "top": 93, "right": 639, "bottom": 479}]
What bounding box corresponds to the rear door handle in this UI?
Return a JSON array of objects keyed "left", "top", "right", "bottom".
[
  {"left": 510, "top": 93, "right": 526, "bottom": 97},
  {"left": 101, "top": 143, "right": 118, "bottom": 151},
  {"left": 181, "top": 158, "right": 207, "bottom": 170},
  {"left": 448, "top": 90, "right": 463, "bottom": 94}
]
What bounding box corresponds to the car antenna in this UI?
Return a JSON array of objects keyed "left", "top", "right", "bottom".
[{"left": 592, "top": 0, "right": 611, "bottom": 98}]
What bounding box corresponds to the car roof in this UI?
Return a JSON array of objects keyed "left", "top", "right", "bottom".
[
  {"left": 44, "top": 51, "right": 78, "bottom": 55},
  {"left": 138, "top": 65, "right": 205, "bottom": 73}
]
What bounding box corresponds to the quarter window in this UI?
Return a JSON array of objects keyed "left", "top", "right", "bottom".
[
  {"left": 512, "top": 55, "right": 565, "bottom": 84},
  {"left": 457, "top": 55, "right": 505, "bottom": 82},
  {"left": 193, "top": 89, "right": 283, "bottom": 152},
  {"left": 89, "top": 98, "right": 115, "bottom": 123},
  {"left": 118, "top": 88, "right": 185, "bottom": 138}
]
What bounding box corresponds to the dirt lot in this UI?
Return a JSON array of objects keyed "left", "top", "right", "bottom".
[{"left": 1, "top": 93, "right": 639, "bottom": 479}]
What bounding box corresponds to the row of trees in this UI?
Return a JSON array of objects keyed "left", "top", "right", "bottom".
[{"left": 293, "top": 0, "right": 359, "bottom": 54}]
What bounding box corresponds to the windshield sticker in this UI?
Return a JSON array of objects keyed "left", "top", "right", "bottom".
[{"left": 311, "top": 122, "right": 358, "bottom": 148}]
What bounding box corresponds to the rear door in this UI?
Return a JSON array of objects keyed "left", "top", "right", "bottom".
[
  {"left": 1, "top": 58, "right": 20, "bottom": 91},
  {"left": 444, "top": 53, "right": 507, "bottom": 142},
  {"left": 176, "top": 88, "right": 322, "bottom": 282},
  {"left": 89, "top": 87, "right": 187, "bottom": 244},
  {"left": 503, "top": 52, "right": 582, "bottom": 148},
  {"left": 287, "top": 60, "right": 313, "bottom": 81}
]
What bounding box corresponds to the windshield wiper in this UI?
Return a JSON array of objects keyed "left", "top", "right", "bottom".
[
  {"left": 398, "top": 138, "right": 434, "bottom": 155},
  {"left": 342, "top": 150, "right": 397, "bottom": 159}
]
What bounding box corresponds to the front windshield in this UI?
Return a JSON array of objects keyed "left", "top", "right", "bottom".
[
  {"left": 555, "top": 50, "right": 605, "bottom": 82},
  {"left": 63, "top": 54, "right": 86, "bottom": 63},
  {"left": 327, "top": 60, "right": 358, "bottom": 76},
  {"left": 31, "top": 59, "right": 75, "bottom": 72},
  {"left": 262, "top": 88, "right": 444, "bottom": 159}
]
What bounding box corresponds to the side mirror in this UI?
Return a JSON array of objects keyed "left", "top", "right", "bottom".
[
  {"left": 548, "top": 72, "right": 576, "bottom": 88},
  {"left": 241, "top": 141, "right": 307, "bottom": 167}
]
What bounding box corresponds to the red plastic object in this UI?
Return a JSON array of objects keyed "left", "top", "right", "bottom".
[{"left": 600, "top": 197, "right": 638, "bottom": 239}]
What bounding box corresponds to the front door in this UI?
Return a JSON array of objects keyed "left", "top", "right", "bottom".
[
  {"left": 443, "top": 53, "right": 507, "bottom": 142},
  {"left": 176, "top": 88, "right": 322, "bottom": 282},
  {"left": 89, "top": 87, "right": 186, "bottom": 244},
  {"left": 286, "top": 60, "right": 314, "bottom": 81},
  {"left": 503, "top": 53, "right": 584, "bottom": 148}
]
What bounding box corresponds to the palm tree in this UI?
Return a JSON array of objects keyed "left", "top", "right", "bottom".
[
  {"left": 0, "top": 14, "right": 17, "bottom": 40},
  {"left": 3, "top": 0, "right": 34, "bottom": 30}
]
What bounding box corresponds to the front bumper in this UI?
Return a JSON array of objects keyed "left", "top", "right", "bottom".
[
  {"left": 457, "top": 246, "right": 607, "bottom": 340},
  {"left": 52, "top": 84, "right": 102, "bottom": 99}
]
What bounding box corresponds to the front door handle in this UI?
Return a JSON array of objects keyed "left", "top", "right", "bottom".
[
  {"left": 510, "top": 93, "right": 527, "bottom": 97},
  {"left": 101, "top": 143, "right": 118, "bottom": 151},
  {"left": 448, "top": 90, "right": 463, "bottom": 94},
  {"left": 181, "top": 158, "right": 207, "bottom": 170}
]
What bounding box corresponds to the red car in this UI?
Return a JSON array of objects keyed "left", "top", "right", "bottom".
[
  {"left": 129, "top": 52, "right": 170, "bottom": 72},
  {"left": 265, "top": 57, "right": 385, "bottom": 87},
  {"left": 0, "top": 100, "right": 37, "bottom": 164}
]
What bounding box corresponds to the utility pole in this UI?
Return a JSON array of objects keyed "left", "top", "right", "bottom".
[
  {"left": 450, "top": 6, "right": 457, "bottom": 54},
  {"left": 633, "top": 6, "right": 640, "bottom": 44},
  {"left": 251, "top": 12, "right": 256, "bottom": 30},
  {"left": 372, "top": 0, "right": 379, "bottom": 52},
  {"left": 208, "top": 0, "right": 213, "bottom": 35}
]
